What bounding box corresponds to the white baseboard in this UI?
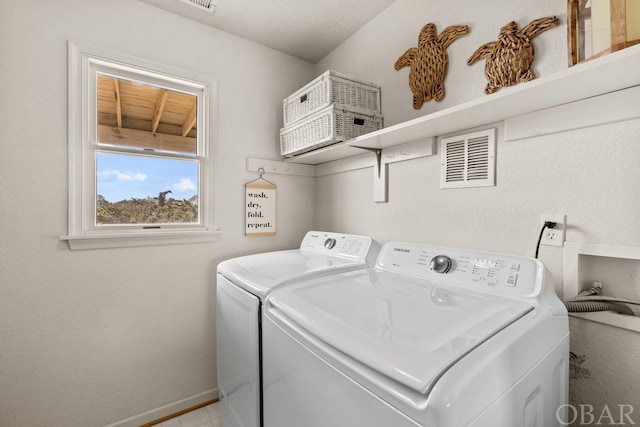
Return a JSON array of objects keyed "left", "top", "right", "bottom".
[{"left": 103, "top": 388, "right": 219, "bottom": 427}]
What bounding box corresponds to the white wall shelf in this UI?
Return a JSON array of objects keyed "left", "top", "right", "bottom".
[
  {"left": 505, "top": 84, "right": 640, "bottom": 141},
  {"left": 284, "top": 44, "right": 640, "bottom": 166}
]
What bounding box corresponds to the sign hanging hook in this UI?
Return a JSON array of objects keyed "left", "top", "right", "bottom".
[{"left": 248, "top": 167, "right": 275, "bottom": 186}]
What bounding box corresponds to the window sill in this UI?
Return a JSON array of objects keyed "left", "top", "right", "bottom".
[{"left": 60, "top": 229, "right": 222, "bottom": 250}]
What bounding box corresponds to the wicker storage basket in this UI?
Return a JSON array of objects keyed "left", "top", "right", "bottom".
[
  {"left": 280, "top": 104, "right": 383, "bottom": 157},
  {"left": 283, "top": 70, "right": 381, "bottom": 126}
]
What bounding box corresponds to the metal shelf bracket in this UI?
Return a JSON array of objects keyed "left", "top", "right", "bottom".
[{"left": 352, "top": 146, "right": 388, "bottom": 203}]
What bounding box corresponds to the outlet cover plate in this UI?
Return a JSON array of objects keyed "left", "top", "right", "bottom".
[{"left": 540, "top": 214, "right": 566, "bottom": 247}]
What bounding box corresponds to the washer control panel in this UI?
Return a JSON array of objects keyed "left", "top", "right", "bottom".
[
  {"left": 377, "top": 242, "right": 543, "bottom": 297},
  {"left": 300, "top": 231, "right": 378, "bottom": 261}
]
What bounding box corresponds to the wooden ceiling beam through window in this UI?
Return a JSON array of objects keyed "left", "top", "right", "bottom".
[
  {"left": 98, "top": 113, "right": 195, "bottom": 137},
  {"left": 151, "top": 89, "right": 168, "bottom": 133},
  {"left": 113, "top": 78, "right": 122, "bottom": 128},
  {"left": 98, "top": 125, "right": 196, "bottom": 154},
  {"left": 182, "top": 104, "right": 197, "bottom": 137}
]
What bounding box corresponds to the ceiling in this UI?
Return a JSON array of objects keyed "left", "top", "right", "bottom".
[
  {"left": 97, "top": 75, "right": 197, "bottom": 154},
  {"left": 137, "top": 0, "right": 396, "bottom": 63}
]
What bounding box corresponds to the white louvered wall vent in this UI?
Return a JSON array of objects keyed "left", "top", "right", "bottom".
[
  {"left": 179, "top": 0, "right": 217, "bottom": 13},
  {"left": 440, "top": 128, "right": 495, "bottom": 189}
]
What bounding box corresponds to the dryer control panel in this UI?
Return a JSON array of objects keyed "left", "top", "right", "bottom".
[
  {"left": 300, "top": 231, "right": 379, "bottom": 262},
  {"left": 376, "top": 242, "right": 544, "bottom": 298}
]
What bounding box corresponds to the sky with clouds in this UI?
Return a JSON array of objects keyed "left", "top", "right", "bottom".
[{"left": 97, "top": 152, "right": 198, "bottom": 202}]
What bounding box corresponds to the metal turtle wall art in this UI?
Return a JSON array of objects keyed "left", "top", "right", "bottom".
[
  {"left": 395, "top": 23, "right": 469, "bottom": 109},
  {"left": 468, "top": 17, "right": 559, "bottom": 94}
]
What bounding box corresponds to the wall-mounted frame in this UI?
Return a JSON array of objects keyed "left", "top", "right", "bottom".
[{"left": 568, "top": 0, "right": 640, "bottom": 65}]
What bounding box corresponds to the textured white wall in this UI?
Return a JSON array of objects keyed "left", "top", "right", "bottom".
[
  {"left": 0, "top": 1, "right": 314, "bottom": 426},
  {"left": 315, "top": 0, "right": 640, "bottom": 419}
]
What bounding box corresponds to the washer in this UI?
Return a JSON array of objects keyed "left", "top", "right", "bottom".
[
  {"left": 216, "top": 231, "right": 379, "bottom": 427},
  {"left": 262, "top": 241, "right": 569, "bottom": 427}
]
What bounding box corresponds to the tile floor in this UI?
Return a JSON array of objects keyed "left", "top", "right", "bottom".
[{"left": 155, "top": 401, "right": 221, "bottom": 427}]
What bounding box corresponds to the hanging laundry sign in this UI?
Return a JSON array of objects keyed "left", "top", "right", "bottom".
[{"left": 245, "top": 171, "right": 276, "bottom": 236}]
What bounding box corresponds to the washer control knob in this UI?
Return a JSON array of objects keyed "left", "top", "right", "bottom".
[
  {"left": 430, "top": 255, "right": 453, "bottom": 273},
  {"left": 324, "top": 238, "right": 337, "bottom": 250}
]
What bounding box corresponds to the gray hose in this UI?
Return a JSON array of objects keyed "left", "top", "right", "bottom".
[
  {"left": 564, "top": 282, "right": 640, "bottom": 316},
  {"left": 568, "top": 296, "right": 640, "bottom": 305},
  {"left": 564, "top": 300, "right": 636, "bottom": 316}
]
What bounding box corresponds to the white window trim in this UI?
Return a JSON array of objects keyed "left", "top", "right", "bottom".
[{"left": 61, "top": 41, "right": 220, "bottom": 250}]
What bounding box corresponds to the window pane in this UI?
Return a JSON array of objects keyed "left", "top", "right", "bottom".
[
  {"left": 96, "top": 152, "right": 199, "bottom": 225},
  {"left": 97, "top": 75, "right": 197, "bottom": 155}
]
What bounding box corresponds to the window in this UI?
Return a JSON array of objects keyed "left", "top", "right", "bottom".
[{"left": 63, "top": 41, "right": 219, "bottom": 250}]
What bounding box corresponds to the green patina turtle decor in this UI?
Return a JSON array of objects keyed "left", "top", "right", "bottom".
[
  {"left": 395, "top": 23, "right": 469, "bottom": 109},
  {"left": 468, "top": 16, "right": 559, "bottom": 94}
]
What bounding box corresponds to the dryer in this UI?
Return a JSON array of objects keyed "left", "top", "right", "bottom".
[
  {"left": 216, "top": 231, "right": 379, "bottom": 427},
  {"left": 262, "top": 241, "right": 569, "bottom": 427}
]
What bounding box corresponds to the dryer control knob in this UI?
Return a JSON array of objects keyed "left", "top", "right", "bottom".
[
  {"left": 324, "top": 238, "right": 337, "bottom": 249},
  {"left": 430, "top": 255, "right": 453, "bottom": 273}
]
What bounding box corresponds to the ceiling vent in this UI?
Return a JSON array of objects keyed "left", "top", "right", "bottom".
[
  {"left": 179, "top": 0, "right": 217, "bottom": 13},
  {"left": 440, "top": 128, "right": 495, "bottom": 189}
]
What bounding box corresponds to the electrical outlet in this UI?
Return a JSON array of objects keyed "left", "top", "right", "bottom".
[{"left": 540, "top": 214, "right": 566, "bottom": 247}]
